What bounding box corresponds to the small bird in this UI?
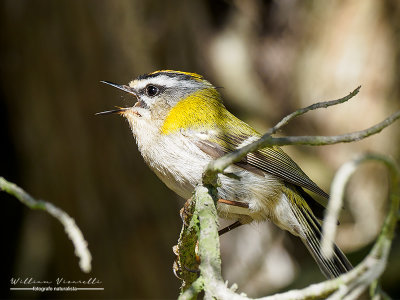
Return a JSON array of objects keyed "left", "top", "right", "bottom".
[{"left": 97, "top": 70, "right": 352, "bottom": 279}]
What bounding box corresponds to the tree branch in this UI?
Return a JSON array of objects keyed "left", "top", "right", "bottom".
[
  {"left": 0, "top": 177, "right": 92, "bottom": 273},
  {"left": 203, "top": 87, "right": 399, "bottom": 186},
  {"left": 267, "top": 86, "right": 361, "bottom": 135},
  {"left": 321, "top": 154, "right": 399, "bottom": 259},
  {"left": 176, "top": 87, "right": 400, "bottom": 299},
  {"left": 183, "top": 153, "right": 399, "bottom": 299}
]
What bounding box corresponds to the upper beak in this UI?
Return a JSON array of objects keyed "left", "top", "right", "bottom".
[
  {"left": 96, "top": 81, "right": 137, "bottom": 116},
  {"left": 100, "top": 81, "right": 137, "bottom": 95}
]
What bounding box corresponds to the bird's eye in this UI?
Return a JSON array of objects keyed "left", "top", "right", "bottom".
[{"left": 145, "top": 85, "right": 159, "bottom": 97}]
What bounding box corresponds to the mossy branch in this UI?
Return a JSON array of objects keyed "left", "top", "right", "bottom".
[
  {"left": 176, "top": 87, "right": 400, "bottom": 299},
  {"left": 179, "top": 157, "right": 398, "bottom": 300},
  {"left": 0, "top": 177, "right": 92, "bottom": 273}
]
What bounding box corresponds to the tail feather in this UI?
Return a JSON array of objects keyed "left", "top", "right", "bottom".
[{"left": 291, "top": 200, "right": 353, "bottom": 279}]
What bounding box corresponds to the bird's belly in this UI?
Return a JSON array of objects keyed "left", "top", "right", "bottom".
[
  {"left": 151, "top": 166, "right": 200, "bottom": 199},
  {"left": 141, "top": 134, "right": 212, "bottom": 199},
  {"left": 216, "top": 166, "right": 283, "bottom": 220},
  {"left": 152, "top": 154, "right": 302, "bottom": 235},
  {"left": 217, "top": 172, "right": 303, "bottom": 236},
  {"left": 139, "top": 134, "right": 300, "bottom": 234}
]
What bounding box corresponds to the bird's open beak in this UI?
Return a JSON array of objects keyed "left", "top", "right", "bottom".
[
  {"left": 95, "top": 107, "right": 130, "bottom": 115},
  {"left": 96, "top": 81, "right": 137, "bottom": 116}
]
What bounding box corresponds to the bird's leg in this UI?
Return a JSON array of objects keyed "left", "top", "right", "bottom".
[
  {"left": 217, "top": 198, "right": 249, "bottom": 208},
  {"left": 218, "top": 220, "right": 243, "bottom": 235},
  {"left": 217, "top": 199, "right": 249, "bottom": 235}
]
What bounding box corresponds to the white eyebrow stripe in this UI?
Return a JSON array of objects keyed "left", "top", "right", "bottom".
[{"left": 129, "top": 75, "right": 201, "bottom": 91}]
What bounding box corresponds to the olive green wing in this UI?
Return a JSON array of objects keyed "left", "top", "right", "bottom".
[
  {"left": 191, "top": 130, "right": 329, "bottom": 200},
  {"left": 247, "top": 147, "right": 329, "bottom": 199}
]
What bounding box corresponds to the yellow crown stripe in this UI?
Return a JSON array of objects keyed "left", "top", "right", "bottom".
[{"left": 149, "top": 70, "right": 204, "bottom": 81}]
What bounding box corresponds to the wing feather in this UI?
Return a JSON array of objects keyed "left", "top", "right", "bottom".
[
  {"left": 190, "top": 129, "right": 329, "bottom": 200},
  {"left": 247, "top": 148, "right": 329, "bottom": 199}
]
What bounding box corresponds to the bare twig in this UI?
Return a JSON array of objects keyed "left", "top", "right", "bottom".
[
  {"left": 320, "top": 159, "right": 361, "bottom": 259},
  {"left": 0, "top": 177, "right": 92, "bottom": 273},
  {"left": 187, "top": 153, "right": 399, "bottom": 299},
  {"left": 321, "top": 154, "right": 399, "bottom": 258},
  {"left": 204, "top": 88, "right": 399, "bottom": 185},
  {"left": 178, "top": 87, "right": 400, "bottom": 299},
  {"left": 267, "top": 86, "right": 361, "bottom": 135}
]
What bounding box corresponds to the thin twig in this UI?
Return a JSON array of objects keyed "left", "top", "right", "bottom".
[
  {"left": 267, "top": 86, "right": 361, "bottom": 135},
  {"left": 205, "top": 109, "right": 400, "bottom": 185},
  {"left": 321, "top": 158, "right": 360, "bottom": 258},
  {"left": 321, "top": 154, "right": 399, "bottom": 259},
  {"left": 0, "top": 177, "right": 92, "bottom": 273}
]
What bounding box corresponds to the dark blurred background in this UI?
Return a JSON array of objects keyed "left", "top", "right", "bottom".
[{"left": 1, "top": 0, "right": 399, "bottom": 299}]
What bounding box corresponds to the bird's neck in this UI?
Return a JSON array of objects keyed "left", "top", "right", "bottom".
[{"left": 161, "top": 88, "right": 231, "bottom": 134}]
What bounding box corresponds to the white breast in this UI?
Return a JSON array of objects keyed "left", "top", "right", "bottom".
[
  {"left": 131, "top": 121, "right": 211, "bottom": 198},
  {"left": 128, "top": 116, "right": 302, "bottom": 236}
]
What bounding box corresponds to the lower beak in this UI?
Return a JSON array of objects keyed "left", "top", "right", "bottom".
[
  {"left": 97, "top": 80, "right": 137, "bottom": 116},
  {"left": 95, "top": 107, "right": 130, "bottom": 116}
]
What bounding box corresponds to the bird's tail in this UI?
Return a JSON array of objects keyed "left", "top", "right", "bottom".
[{"left": 289, "top": 192, "right": 353, "bottom": 279}]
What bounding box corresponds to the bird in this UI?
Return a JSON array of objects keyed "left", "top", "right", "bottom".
[{"left": 97, "top": 70, "right": 352, "bottom": 279}]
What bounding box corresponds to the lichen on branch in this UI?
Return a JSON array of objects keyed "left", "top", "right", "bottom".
[
  {"left": 176, "top": 87, "right": 400, "bottom": 299},
  {"left": 0, "top": 177, "right": 92, "bottom": 273}
]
